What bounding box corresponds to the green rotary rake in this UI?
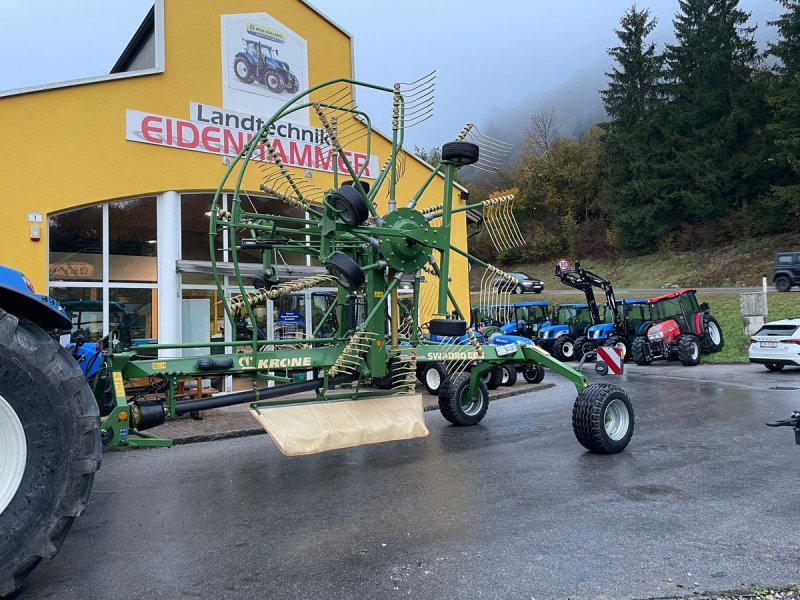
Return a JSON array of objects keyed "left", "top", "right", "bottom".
[{"left": 96, "top": 74, "right": 635, "bottom": 456}]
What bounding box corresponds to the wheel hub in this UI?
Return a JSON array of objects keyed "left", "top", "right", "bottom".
[
  {"left": 709, "top": 323, "right": 721, "bottom": 345},
  {"left": 0, "top": 394, "right": 27, "bottom": 515},
  {"left": 379, "top": 208, "right": 432, "bottom": 271},
  {"left": 604, "top": 398, "right": 630, "bottom": 441}
]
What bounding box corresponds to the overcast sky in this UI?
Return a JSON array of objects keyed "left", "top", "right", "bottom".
[{"left": 0, "top": 0, "right": 785, "bottom": 149}]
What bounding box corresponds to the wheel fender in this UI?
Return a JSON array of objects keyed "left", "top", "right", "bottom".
[
  {"left": 0, "top": 266, "right": 71, "bottom": 330},
  {"left": 236, "top": 51, "right": 257, "bottom": 65}
]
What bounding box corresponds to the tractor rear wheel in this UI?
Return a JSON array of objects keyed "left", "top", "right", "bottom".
[
  {"left": 699, "top": 314, "right": 724, "bottom": 354},
  {"left": 438, "top": 372, "right": 489, "bottom": 426},
  {"left": 631, "top": 336, "right": 651, "bottom": 365},
  {"left": 605, "top": 335, "right": 631, "bottom": 362},
  {"left": 500, "top": 365, "right": 517, "bottom": 386},
  {"left": 572, "top": 384, "right": 634, "bottom": 454},
  {"left": 677, "top": 334, "right": 701, "bottom": 366},
  {"left": 0, "top": 309, "right": 101, "bottom": 597},
  {"left": 522, "top": 364, "right": 545, "bottom": 384}
]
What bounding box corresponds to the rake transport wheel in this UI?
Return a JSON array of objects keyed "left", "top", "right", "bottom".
[
  {"left": 325, "top": 252, "right": 366, "bottom": 291},
  {"left": 631, "top": 336, "right": 651, "bottom": 366},
  {"left": 572, "top": 384, "right": 634, "bottom": 454},
  {"left": 699, "top": 313, "right": 724, "bottom": 354},
  {"left": 522, "top": 364, "right": 545, "bottom": 384},
  {"left": 441, "top": 141, "right": 480, "bottom": 166},
  {"left": 0, "top": 309, "right": 101, "bottom": 598},
  {"left": 500, "top": 365, "right": 517, "bottom": 386},
  {"left": 423, "top": 362, "right": 449, "bottom": 395},
  {"left": 677, "top": 334, "right": 701, "bottom": 366},
  {"left": 438, "top": 372, "right": 489, "bottom": 426},
  {"left": 480, "top": 366, "right": 504, "bottom": 390},
  {"left": 331, "top": 185, "right": 369, "bottom": 227}
]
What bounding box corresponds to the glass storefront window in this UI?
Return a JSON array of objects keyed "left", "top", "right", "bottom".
[
  {"left": 49, "top": 287, "right": 104, "bottom": 342},
  {"left": 49, "top": 205, "right": 102, "bottom": 282},
  {"left": 182, "top": 193, "right": 224, "bottom": 262},
  {"left": 109, "top": 197, "right": 157, "bottom": 282},
  {"left": 234, "top": 195, "right": 307, "bottom": 265},
  {"left": 109, "top": 288, "right": 156, "bottom": 347}
]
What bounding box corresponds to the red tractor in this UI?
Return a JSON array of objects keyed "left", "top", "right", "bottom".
[{"left": 631, "top": 289, "right": 724, "bottom": 366}]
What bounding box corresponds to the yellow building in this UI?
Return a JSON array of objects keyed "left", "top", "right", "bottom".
[{"left": 0, "top": 0, "right": 470, "bottom": 349}]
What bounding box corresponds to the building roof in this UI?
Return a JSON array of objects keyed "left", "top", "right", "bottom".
[{"left": 647, "top": 289, "right": 696, "bottom": 304}]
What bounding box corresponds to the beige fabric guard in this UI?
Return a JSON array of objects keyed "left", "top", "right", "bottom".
[{"left": 250, "top": 394, "right": 429, "bottom": 456}]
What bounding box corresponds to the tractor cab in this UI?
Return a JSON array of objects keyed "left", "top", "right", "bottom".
[
  {"left": 470, "top": 304, "right": 504, "bottom": 333},
  {"left": 536, "top": 303, "right": 593, "bottom": 360},
  {"left": 500, "top": 301, "right": 551, "bottom": 339}
]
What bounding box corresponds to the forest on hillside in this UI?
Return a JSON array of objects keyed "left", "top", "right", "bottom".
[{"left": 417, "top": 0, "right": 800, "bottom": 265}]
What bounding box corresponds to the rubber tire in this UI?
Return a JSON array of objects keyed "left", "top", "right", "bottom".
[
  {"left": 699, "top": 313, "right": 724, "bottom": 354},
  {"left": 423, "top": 362, "right": 448, "bottom": 395},
  {"left": 677, "top": 334, "right": 701, "bottom": 366},
  {"left": 775, "top": 276, "right": 791, "bottom": 292},
  {"left": 522, "top": 364, "right": 545, "bottom": 384},
  {"left": 330, "top": 185, "right": 369, "bottom": 227},
  {"left": 500, "top": 365, "right": 517, "bottom": 386},
  {"left": 429, "top": 319, "right": 467, "bottom": 337},
  {"left": 765, "top": 363, "right": 785, "bottom": 372},
  {"left": 552, "top": 336, "right": 575, "bottom": 362},
  {"left": 285, "top": 73, "right": 300, "bottom": 93},
  {"left": 574, "top": 336, "right": 594, "bottom": 362},
  {"left": 482, "top": 366, "right": 503, "bottom": 390},
  {"left": 342, "top": 180, "right": 371, "bottom": 195},
  {"left": 438, "top": 372, "right": 489, "bottom": 426},
  {"left": 515, "top": 285, "right": 524, "bottom": 294},
  {"left": 595, "top": 361, "right": 609, "bottom": 376},
  {"left": 325, "top": 252, "right": 366, "bottom": 291},
  {"left": 0, "top": 309, "right": 101, "bottom": 597},
  {"left": 572, "top": 384, "right": 635, "bottom": 454},
  {"left": 441, "top": 141, "right": 480, "bottom": 166},
  {"left": 631, "top": 336, "right": 651, "bottom": 366},
  {"left": 265, "top": 70, "right": 285, "bottom": 93},
  {"left": 605, "top": 335, "right": 631, "bottom": 363},
  {"left": 233, "top": 57, "right": 255, "bottom": 83},
  {"left": 371, "top": 359, "right": 394, "bottom": 390}
]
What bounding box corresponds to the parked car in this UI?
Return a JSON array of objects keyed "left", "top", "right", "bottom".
[
  {"left": 749, "top": 318, "right": 800, "bottom": 370},
  {"left": 773, "top": 252, "right": 800, "bottom": 292},
  {"left": 493, "top": 272, "right": 544, "bottom": 294}
]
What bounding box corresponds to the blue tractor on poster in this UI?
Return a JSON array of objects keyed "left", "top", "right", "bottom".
[{"left": 233, "top": 38, "right": 299, "bottom": 94}]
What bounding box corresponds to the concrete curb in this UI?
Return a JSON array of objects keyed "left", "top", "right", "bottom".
[{"left": 168, "top": 382, "right": 557, "bottom": 446}]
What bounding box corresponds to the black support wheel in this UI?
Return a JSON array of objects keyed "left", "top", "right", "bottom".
[
  {"left": 330, "top": 185, "right": 369, "bottom": 227},
  {"left": 552, "top": 336, "right": 575, "bottom": 361},
  {"left": 438, "top": 372, "right": 489, "bottom": 426},
  {"left": 677, "top": 334, "right": 701, "bottom": 366},
  {"left": 572, "top": 384, "right": 635, "bottom": 454},
  {"left": 0, "top": 309, "right": 101, "bottom": 598},
  {"left": 428, "top": 319, "right": 467, "bottom": 337},
  {"left": 765, "top": 363, "right": 785, "bottom": 372},
  {"left": 422, "top": 362, "right": 448, "bottom": 395},
  {"left": 522, "top": 364, "right": 545, "bottom": 384},
  {"left": 699, "top": 313, "right": 724, "bottom": 354},
  {"left": 631, "top": 336, "right": 651, "bottom": 366},
  {"left": 500, "top": 365, "right": 517, "bottom": 386},
  {"left": 441, "top": 141, "right": 480, "bottom": 166},
  {"left": 325, "top": 252, "right": 366, "bottom": 291}
]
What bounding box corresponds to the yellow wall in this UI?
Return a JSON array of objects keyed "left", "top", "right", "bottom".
[{"left": 0, "top": 0, "right": 470, "bottom": 317}]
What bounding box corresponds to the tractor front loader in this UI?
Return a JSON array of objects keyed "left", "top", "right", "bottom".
[{"left": 0, "top": 75, "right": 635, "bottom": 597}]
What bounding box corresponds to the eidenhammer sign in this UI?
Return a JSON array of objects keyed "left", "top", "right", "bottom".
[{"left": 125, "top": 102, "right": 378, "bottom": 178}]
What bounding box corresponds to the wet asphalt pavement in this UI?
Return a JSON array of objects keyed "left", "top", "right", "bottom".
[{"left": 17, "top": 364, "right": 800, "bottom": 600}]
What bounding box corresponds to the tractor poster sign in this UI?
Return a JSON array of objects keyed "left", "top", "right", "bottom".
[{"left": 221, "top": 12, "right": 309, "bottom": 123}]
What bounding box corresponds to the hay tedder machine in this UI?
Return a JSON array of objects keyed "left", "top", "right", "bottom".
[{"left": 0, "top": 75, "right": 635, "bottom": 596}]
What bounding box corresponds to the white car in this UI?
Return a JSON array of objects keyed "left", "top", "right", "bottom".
[{"left": 749, "top": 318, "right": 800, "bottom": 371}]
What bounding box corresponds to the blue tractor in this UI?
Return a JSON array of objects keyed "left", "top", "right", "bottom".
[
  {"left": 583, "top": 299, "right": 651, "bottom": 362},
  {"left": 233, "top": 38, "right": 299, "bottom": 94},
  {"left": 536, "top": 303, "right": 595, "bottom": 362}
]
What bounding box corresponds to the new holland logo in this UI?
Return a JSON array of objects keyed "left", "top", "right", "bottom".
[{"left": 246, "top": 22, "right": 285, "bottom": 44}]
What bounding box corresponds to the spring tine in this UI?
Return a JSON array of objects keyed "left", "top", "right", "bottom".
[{"left": 396, "top": 70, "right": 436, "bottom": 91}]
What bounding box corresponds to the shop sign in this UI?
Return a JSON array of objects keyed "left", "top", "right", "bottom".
[{"left": 49, "top": 262, "right": 95, "bottom": 279}]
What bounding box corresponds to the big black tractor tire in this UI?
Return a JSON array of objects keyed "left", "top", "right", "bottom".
[
  {"left": 441, "top": 141, "right": 480, "bottom": 166},
  {"left": 233, "top": 56, "right": 255, "bottom": 83},
  {"left": 0, "top": 309, "right": 101, "bottom": 598},
  {"left": 605, "top": 335, "right": 631, "bottom": 363},
  {"left": 438, "top": 372, "right": 489, "bottom": 426},
  {"left": 574, "top": 336, "right": 594, "bottom": 362},
  {"left": 325, "top": 252, "right": 366, "bottom": 291},
  {"left": 330, "top": 185, "right": 369, "bottom": 227},
  {"left": 552, "top": 335, "right": 576, "bottom": 361},
  {"left": 522, "top": 364, "right": 545, "bottom": 384},
  {"left": 631, "top": 336, "right": 651, "bottom": 366},
  {"left": 677, "top": 334, "right": 701, "bottom": 366},
  {"left": 500, "top": 365, "right": 517, "bottom": 386},
  {"left": 699, "top": 313, "right": 724, "bottom": 354},
  {"left": 572, "top": 384, "right": 634, "bottom": 454},
  {"left": 285, "top": 73, "right": 300, "bottom": 93},
  {"left": 480, "top": 366, "right": 504, "bottom": 390},
  {"left": 422, "top": 362, "right": 448, "bottom": 395}
]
